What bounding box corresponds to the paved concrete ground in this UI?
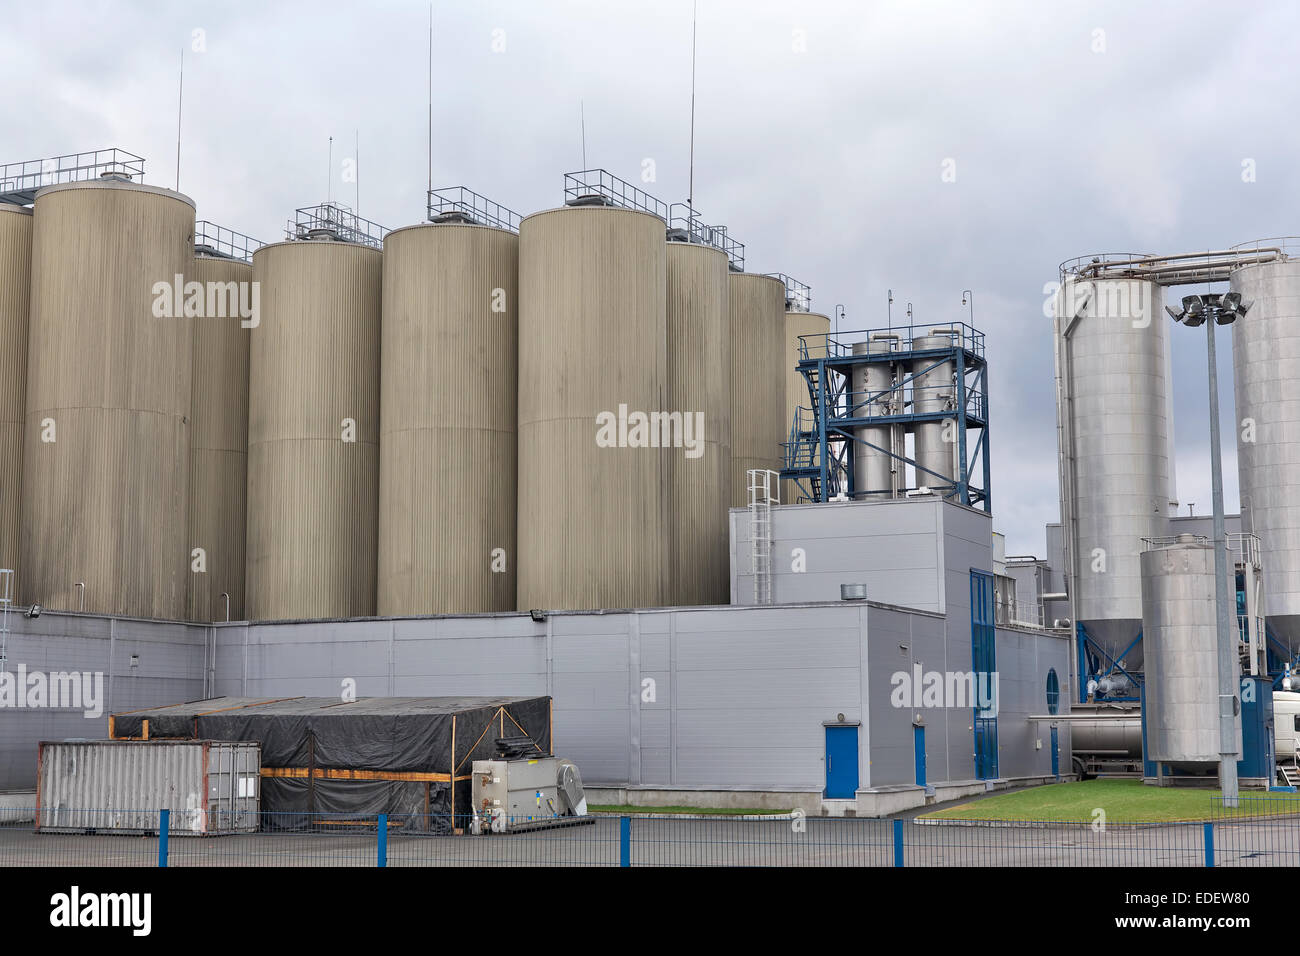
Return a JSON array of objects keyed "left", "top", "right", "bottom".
[{"left": 2, "top": 816, "right": 1297, "bottom": 866}]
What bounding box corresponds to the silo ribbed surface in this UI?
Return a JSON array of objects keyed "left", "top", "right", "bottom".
[
  {"left": 0, "top": 206, "right": 32, "bottom": 588},
  {"left": 21, "top": 181, "right": 194, "bottom": 618},
  {"left": 782, "top": 310, "right": 829, "bottom": 502},
  {"left": 912, "top": 333, "right": 957, "bottom": 492},
  {"left": 666, "top": 241, "right": 730, "bottom": 605},
  {"left": 187, "top": 254, "right": 251, "bottom": 621},
  {"left": 517, "top": 206, "right": 667, "bottom": 611},
  {"left": 1231, "top": 258, "right": 1300, "bottom": 650},
  {"left": 728, "top": 273, "right": 786, "bottom": 507},
  {"left": 378, "top": 223, "right": 518, "bottom": 614},
  {"left": 1056, "top": 276, "right": 1170, "bottom": 670},
  {"left": 246, "top": 240, "right": 381, "bottom": 620}
]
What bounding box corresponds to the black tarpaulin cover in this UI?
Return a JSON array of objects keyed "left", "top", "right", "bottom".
[{"left": 110, "top": 696, "right": 551, "bottom": 828}]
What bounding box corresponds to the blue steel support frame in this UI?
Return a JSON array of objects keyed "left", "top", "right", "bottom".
[{"left": 1075, "top": 621, "right": 1143, "bottom": 703}]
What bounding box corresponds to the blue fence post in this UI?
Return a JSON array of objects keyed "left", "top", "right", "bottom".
[
  {"left": 1203, "top": 822, "right": 1214, "bottom": 868},
  {"left": 619, "top": 816, "right": 631, "bottom": 868},
  {"left": 158, "top": 809, "right": 169, "bottom": 868},
  {"left": 377, "top": 814, "right": 388, "bottom": 868},
  {"left": 893, "top": 818, "right": 904, "bottom": 867}
]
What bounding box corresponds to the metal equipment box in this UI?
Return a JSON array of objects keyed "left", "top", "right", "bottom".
[
  {"left": 471, "top": 756, "right": 562, "bottom": 831},
  {"left": 37, "top": 739, "right": 261, "bottom": 835}
]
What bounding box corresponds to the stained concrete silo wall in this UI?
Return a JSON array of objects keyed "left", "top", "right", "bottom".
[
  {"left": 378, "top": 223, "right": 518, "bottom": 614},
  {"left": 21, "top": 180, "right": 194, "bottom": 617},
  {"left": 728, "top": 273, "right": 786, "bottom": 507},
  {"left": 246, "top": 239, "right": 381, "bottom": 620},
  {"left": 517, "top": 206, "right": 667, "bottom": 611},
  {"left": 0, "top": 206, "right": 32, "bottom": 594},
  {"left": 187, "top": 254, "right": 252, "bottom": 621}
]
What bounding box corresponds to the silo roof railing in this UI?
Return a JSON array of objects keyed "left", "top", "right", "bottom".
[
  {"left": 1230, "top": 236, "right": 1300, "bottom": 258},
  {"left": 0, "top": 148, "right": 147, "bottom": 206},
  {"left": 195, "top": 220, "right": 263, "bottom": 262},
  {"left": 427, "top": 185, "right": 521, "bottom": 232},
  {"left": 800, "top": 322, "right": 986, "bottom": 363},
  {"left": 288, "top": 202, "right": 388, "bottom": 248},
  {"left": 1060, "top": 247, "right": 1287, "bottom": 286},
  {"left": 563, "top": 169, "right": 669, "bottom": 221},
  {"left": 764, "top": 273, "right": 811, "bottom": 312},
  {"left": 667, "top": 202, "right": 745, "bottom": 271}
]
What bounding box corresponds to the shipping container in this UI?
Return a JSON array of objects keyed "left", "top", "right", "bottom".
[{"left": 37, "top": 739, "right": 261, "bottom": 835}]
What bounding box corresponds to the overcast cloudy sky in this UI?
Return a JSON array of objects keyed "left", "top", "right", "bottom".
[{"left": 4, "top": 0, "right": 1297, "bottom": 556}]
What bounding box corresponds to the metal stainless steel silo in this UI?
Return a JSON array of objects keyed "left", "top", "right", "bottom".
[
  {"left": 782, "top": 311, "right": 829, "bottom": 503},
  {"left": 666, "top": 240, "right": 730, "bottom": 605},
  {"left": 1141, "top": 535, "right": 1240, "bottom": 771},
  {"left": 378, "top": 221, "right": 518, "bottom": 614},
  {"left": 1055, "top": 275, "right": 1172, "bottom": 679},
  {"left": 0, "top": 206, "right": 32, "bottom": 584},
  {"left": 517, "top": 204, "right": 667, "bottom": 611},
  {"left": 851, "top": 336, "right": 901, "bottom": 498},
  {"left": 246, "top": 237, "right": 381, "bottom": 620},
  {"left": 911, "top": 330, "right": 958, "bottom": 494},
  {"left": 186, "top": 252, "right": 251, "bottom": 622},
  {"left": 1231, "top": 250, "right": 1300, "bottom": 653},
  {"left": 728, "top": 273, "right": 786, "bottom": 507},
  {"left": 21, "top": 180, "right": 194, "bottom": 618}
]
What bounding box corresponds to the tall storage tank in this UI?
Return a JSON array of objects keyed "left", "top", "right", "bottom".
[
  {"left": 0, "top": 205, "right": 32, "bottom": 587},
  {"left": 728, "top": 273, "right": 786, "bottom": 507},
  {"left": 187, "top": 253, "right": 252, "bottom": 621},
  {"left": 1055, "top": 276, "right": 1171, "bottom": 674},
  {"left": 517, "top": 204, "right": 667, "bottom": 611},
  {"left": 1231, "top": 253, "right": 1300, "bottom": 652},
  {"left": 246, "top": 237, "right": 381, "bottom": 620},
  {"left": 666, "top": 240, "right": 730, "bottom": 605},
  {"left": 782, "top": 310, "right": 829, "bottom": 503},
  {"left": 1141, "top": 535, "right": 1239, "bottom": 769},
  {"left": 378, "top": 221, "right": 518, "bottom": 614},
  {"left": 911, "top": 330, "right": 958, "bottom": 494},
  {"left": 851, "top": 335, "right": 900, "bottom": 498},
  {"left": 21, "top": 180, "right": 194, "bottom": 618}
]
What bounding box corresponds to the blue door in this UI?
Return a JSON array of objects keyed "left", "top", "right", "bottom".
[
  {"left": 824, "top": 725, "right": 859, "bottom": 798},
  {"left": 913, "top": 725, "right": 927, "bottom": 786},
  {"left": 970, "top": 570, "right": 999, "bottom": 779},
  {"left": 1050, "top": 726, "right": 1060, "bottom": 779}
]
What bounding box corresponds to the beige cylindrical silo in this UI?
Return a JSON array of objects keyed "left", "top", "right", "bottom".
[
  {"left": 666, "top": 240, "right": 730, "bottom": 606},
  {"left": 0, "top": 206, "right": 32, "bottom": 590},
  {"left": 728, "top": 273, "right": 786, "bottom": 507},
  {"left": 21, "top": 180, "right": 194, "bottom": 618},
  {"left": 246, "top": 239, "right": 381, "bottom": 620},
  {"left": 517, "top": 205, "right": 667, "bottom": 611},
  {"left": 187, "top": 254, "right": 252, "bottom": 622},
  {"left": 782, "top": 310, "right": 829, "bottom": 503},
  {"left": 378, "top": 222, "right": 518, "bottom": 614}
]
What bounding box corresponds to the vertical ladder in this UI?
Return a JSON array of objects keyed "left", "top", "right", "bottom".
[
  {"left": 0, "top": 568, "right": 12, "bottom": 667},
  {"left": 749, "top": 469, "right": 779, "bottom": 605}
]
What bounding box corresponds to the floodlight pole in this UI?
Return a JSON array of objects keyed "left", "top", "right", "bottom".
[{"left": 1204, "top": 308, "right": 1240, "bottom": 808}]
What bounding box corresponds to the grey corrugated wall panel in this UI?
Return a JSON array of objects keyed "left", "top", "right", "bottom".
[
  {"left": 0, "top": 205, "right": 32, "bottom": 588},
  {"left": 246, "top": 240, "right": 381, "bottom": 620},
  {"left": 187, "top": 255, "right": 252, "bottom": 622},
  {"left": 21, "top": 181, "right": 195, "bottom": 618},
  {"left": 517, "top": 206, "right": 667, "bottom": 611},
  {"left": 728, "top": 273, "right": 785, "bottom": 507},
  {"left": 665, "top": 242, "right": 730, "bottom": 606},
  {"left": 378, "top": 223, "right": 517, "bottom": 614}
]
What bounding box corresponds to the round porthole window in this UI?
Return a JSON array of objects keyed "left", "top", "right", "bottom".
[{"left": 1046, "top": 668, "right": 1060, "bottom": 715}]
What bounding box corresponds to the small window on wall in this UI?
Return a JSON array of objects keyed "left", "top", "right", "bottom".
[
  {"left": 1046, "top": 668, "right": 1060, "bottom": 716},
  {"left": 1294, "top": 715, "right": 1300, "bottom": 733}
]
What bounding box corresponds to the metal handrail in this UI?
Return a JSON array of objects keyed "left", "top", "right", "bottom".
[
  {"left": 797, "top": 323, "right": 987, "bottom": 362},
  {"left": 0, "top": 148, "right": 147, "bottom": 204},
  {"left": 428, "top": 185, "right": 521, "bottom": 233},
  {"left": 764, "top": 273, "right": 811, "bottom": 313},
  {"left": 563, "top": 169, "right": 668, "bottom": 221},
  {"left": 195, "top": 221, "right": 263, "bottom": 262},
  {"left": 287, "top": 202, "right": 387, "bottom": 248},
  {"left": 666, "top": 203, "right": 745, "bottom": 271}
]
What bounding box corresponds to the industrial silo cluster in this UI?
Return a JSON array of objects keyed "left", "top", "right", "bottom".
[{"left": 0, "top": 161, "right": 803, "bottom": 621}]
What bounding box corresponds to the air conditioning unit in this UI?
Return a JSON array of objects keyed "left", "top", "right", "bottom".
[{"left": 469, "top": 745, "right": 591, "bottom": 835}]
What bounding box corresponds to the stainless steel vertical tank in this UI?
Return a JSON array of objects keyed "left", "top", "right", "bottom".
[
  {"left": 728, "top": 273, "right": 786, "bottom": 507},
  {"left": 21, "top": 180, "right": 194, "bottom": 618},
  {"left": 0, "top": 206, "right": 32, "bottom": 585},
  {"left": 246, "top": 237, "right": 381, "bottom": 620},
  {"left": 517, "top": 205, "right": 667, "bottom": 611},
  {"left": 1141, "top": 535, "right": 1239, "bottom": 768},
  {"left": 1231, "top": 253, "right": 1300, "bottom": 652},
  {"left": 911, "top": 331, "right": 957, "bottom": 494},
  {"left": 378, "top": 221, "right": 518, "bottom": 615},
  {"left": 187, "top": 253, "right": 251, "bottom": 622},
  {"left": 1056, "top": 276, "right": 1172, "bottom": 671},
  {"left": 666, "top": 240, "right": 730, "bottom": 605},
  {"left": 851, "top": 336, "right": 900, "bottom": 498}
]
